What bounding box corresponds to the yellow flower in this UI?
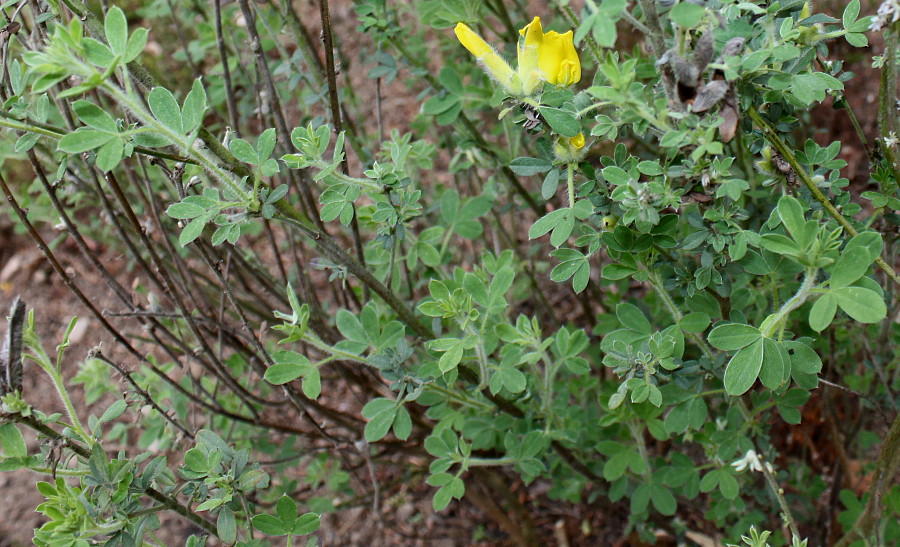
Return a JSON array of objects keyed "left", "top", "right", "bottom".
[
  {"left": 569, "top": 132, "right": 585, "bottom": 149},
  {"left": 554, "top": 132, "right": 587, "bottom": 163},
  {"left": 454, "top": 23, "right": 523, "bottom": 96},
  {"left": 454, "top": 17, "right": 580, "bottom": 97},
  {"left": 518, "top": 17, "right": 581, "bottom": 92}
]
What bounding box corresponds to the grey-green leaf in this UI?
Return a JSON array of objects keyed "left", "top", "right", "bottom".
[
  {"left": 539, "top": 106, "right": 581, "bottom": 137},
  {"left": 181, "top": 79, "right": 207, "bottom": 134},
  {"left": 708, "top": 323, "right": 760, "bottom": 351},
  {"left": 758, "top": 338, "right": 786, "bottom": 390},
  {"left": 230, "top": 139, "right": 258, "bottom": 166},
  {"left": 808, "top": 293, "right": 837, "bottom": 332},
  {"left": 125, "top": 27, "right": 148, "bottom": 63},
  {"left": 72, "top": 100, "right": 118, "bottom": 132},
  {"left": 830, "top": 247, "right": 873, "bottom": 289},
  {"left": 148, "top": 87, "right": 183, "bottom": 134},
  {"left": 723, "top": 338, "right": 764, "bottom": 395},
  {"left": 104, "top": 6, "right": 128, "bottom": 57},
  {"left": 58, "top": 129, "right": 115, "bottom": 153},
  {"left": 832, "top": 287, "right": 886, "bottom": 323}
]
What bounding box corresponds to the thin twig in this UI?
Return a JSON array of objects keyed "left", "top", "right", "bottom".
[{"left": 746, "top": 107, "right": 900, "bottom": 285}]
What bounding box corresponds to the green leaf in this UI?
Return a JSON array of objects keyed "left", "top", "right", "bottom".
[
  {"left": 708, "top": 323, "right": 760, "bottom": 351},
  {"left": 489, "top": 266, "right": 515, "bottom": 303},
  {"left": 498, "top": 366, "right": 527, "bottom": 393},
  {"left": 718, "top": 471, "right": 739, "bottom": 499},
  {"left": 776, "top": 195, "right": 805, "bottom": 242},
  {"left": 603, "top": 450, "right": 631, "bottom": 480},
  {"left": 166, "top": 202, "right": 206, "bottom": 219},
  {"left": 759, "top": 234, "right": 801, "bottom": 256},
  {"left": 842, "top": 0, "right": 860, "bottom": 29},
  {"left": 679, "top": 312, "right": 710, "bottom": 334},
  {"left": 539, "top": 106, "right": 581, "bottom": 137},
  {"left": 549, "top": 211, "right": 574, "bottom": 247},
  {"left": 104, "top": 6, "right": 128, "bottom": 57},
  {"left": 669, "top": 3, "right": 705, "bottom": 27},
  {"left": 361, "top": 397, "right": 394, "bottom": 418},
  {"left": 301, "top": 368, "right": 321, "bottom": 399},
  {"left": 724, "top": 338, "right": 764, "bottom": 395},
  {"left": 528, "top": 209, "right": 566, "bottom": 240},
  {"left": 616, "top": 303, "right": 650, "bottom": 333},
  {"left": 432, "top": 481, "right": 456, "bottom": 511},
  {"left": 844, "top": 232, "right": 883, "bottom": 264},
  {"left": 550, "top": 249, "right": 590, "bottom": 292},
  {"left": 275, "top": 494, "right": 297, "bottom": 524},
  {"left": 178, "top": 216, "right": 206, "bottom": 246},
  {"left": 845, "top": 32, "right": 867, "bottom": 47},
  {"left": 181, "top": 79, "right": 207, "bottom": 134},
  {"left": 148, "top": 87, "right": 183, "bottom": 134},
  {"left": 125, "top": 27, "right": 148, "bottom": 62},
  {"left": 791, "top": 72, "right": 844, "bottom": 105},
  {"left": 830, "top": 247, "right": 873, "bottom": 289},
  {"left": 0, "top": 423, "right": 26, "bottom": 458},
  {"left": 509, "top": 157, "right": 552, "bottom": 176},
  {"left": 463, "top": 273, "right": 488, "bottom": 307},
  {"left": 183, "top": 448, "right": 208, "bottom": 471},
  {"left": 257, "top": 128, "right": 277, "bottom": 162},
  {"left": 94, "top": 138, "right": 123, "bottom": 172},
  {"left": 438, "top": 342, "right": 464, "bottom": 372},
  {"left": 832, "top": 287, "right": 886, "bottom": 323},
  {"left": 650, "top": 485, "right": 676, "bottom": 515},
  {"left": 758, "top": 338, "right": 786, "bottom": 390},
  {"left": 364, "top": 405, "right": 397, "bottom": 442},
  {"left": 542, "top": 169, "right": 560, "bottom": 199},
  {"left": 252, "top": 514, "right": 287, "bottom": 536},
  {"left": 785, "top": 341, "right": 822, "bottom": 374},
  {"left": 58, "top": 129, "right": 115, "bottom": 153},
  {"left": 601, "top": 165, "right": 630, "bottom": 185},
  {"left": 230, "top": 138, "right": 258, "bottom": 165},
  {"left": 809, "top": 293, "right": 837, "bottom": 332},
  {"left": 98, "top": 399, "right": 127, "bottom": 423},
  {"left": 217, "top": 506, "right": 236, "bottom": 545},
  {"left": 264, "top": 363, "right": 305, "bottom": 385},
  {"left": 15, "top": 133, "right": 40, "bottom": 153},
  {"left": 438, "top": 66, "right": 463, "bottom": 95},
  {"left": 630, "top": 482, "right": 651, "bottom": 514},
  {"left": 292, "top": 513, "right": 320, "bottom": 535},
  {"left": 393, "top": 406, "right": 412, "bottom": 440},
  {"left": 72, "top": 100, "right": 118, "bottom": 132},
  {"left": 336, "top": 309, "right": 367, "bottom": 344},
  {"left": 601, "top": 263, "right": 637, "bottom": 280},
  {"left": 427, "top": 472, "right": 454, "bottom": 487},
  {"left": 637, "top": 161, "right": 663, "bottom": 176}
]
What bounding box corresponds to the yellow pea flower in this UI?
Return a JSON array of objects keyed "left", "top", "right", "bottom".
[
  {"left": 454, "top": 16, "right": 580, "bottom": 97},
  {"left": 519, "top": 17, "right": 581, "bottom": 92},
  {"left": 569, "top": 132, "right": 585, "bottom": 149},
  {"left": 554, "top": 132, "right": 587, "bottom": 163},
  {"left": 454, "top": 23, "right": 523, "bottom": 96}
]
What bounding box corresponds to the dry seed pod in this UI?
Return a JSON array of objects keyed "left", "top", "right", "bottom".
[
  {"left": 718, "top": 102, "right": 739, "bottom": 143},
  {"left": 1, "top": 296, "right": 25, "bottom": 395},
  {"left": 692, "top": 80, "right": 730, "bottom": 113},
  {"left": 721, "top": 37, "right": 746, "bottom": 59},
  {"left": 693, "top": 31, "right": 714, "bottom": 72},
  {"left": 657, "top": 50, "right": 700, "bottom": 86}
]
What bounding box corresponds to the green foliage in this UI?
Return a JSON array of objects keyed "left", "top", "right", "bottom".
[{"left": 0, "top": 0, "right": 897, "bottom": 545}]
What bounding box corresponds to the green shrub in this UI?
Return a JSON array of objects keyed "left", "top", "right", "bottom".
[{"left": 0, "top": 0, "right": 897, "bottom": 545}]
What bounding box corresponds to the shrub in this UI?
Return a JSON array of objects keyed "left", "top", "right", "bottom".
[{"left": 0, "top": 0, "right": 897, "bottom": 545}]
